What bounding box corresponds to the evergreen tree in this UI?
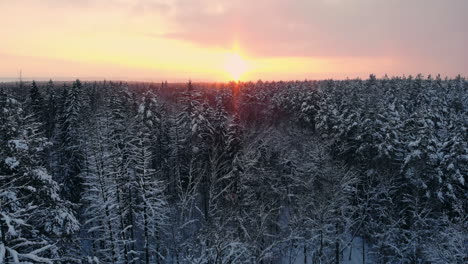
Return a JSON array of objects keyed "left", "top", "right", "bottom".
[
  {"left": 58, "top": 79, "right": 84, "bottom": 204},
  {"left": 0, "top": 92, "right": 79, "bottom": 263}
]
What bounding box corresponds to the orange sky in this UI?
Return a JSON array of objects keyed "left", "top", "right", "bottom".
[{"left": 0, "top": 0, "right": 467, "bottom": 81}]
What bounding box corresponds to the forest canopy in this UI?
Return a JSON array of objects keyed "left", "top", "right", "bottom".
[{"left": 0, "top": 75, "right": 467, "bottom": 263}]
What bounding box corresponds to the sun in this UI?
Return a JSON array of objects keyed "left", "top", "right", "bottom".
[{"left": 224, "top": 52, "right": 249, "bottom": 80}]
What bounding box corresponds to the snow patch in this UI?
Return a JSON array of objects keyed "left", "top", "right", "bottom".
[
  {"left": 5, "top": 157, "right": 19, "bottom": 169},
  {"left": 9, "top": 139, "right": 29, "bottom": 150}
]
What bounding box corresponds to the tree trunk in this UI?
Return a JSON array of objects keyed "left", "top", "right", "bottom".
[
  {"left": 362, "top": 238, "right": 365, "bottom": 264},
  {"left": 335, "top": 239, "right": 340, "bottom": 264},
  {"left": 155, "top": 225, "right": 160, "bottom": 264},
  {"left": 304, "top": 245, "right": 307, "bottom": 264},
  {"left": 144, "top": 205, "right": 150, "bottom": 264},
  {"left": 319, "top": 230, "right": 323, "bottom": 257},
  {"left": 1, "top": 221, "right": 9, "bottom": 263},
  {"left": 128, "top": 186, "right": 136, "bottom": 263},
  {"left": 335, "top": 223, "right": 340, "bottom": 264}
]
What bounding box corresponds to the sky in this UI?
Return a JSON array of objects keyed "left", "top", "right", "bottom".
[{"left": 0, "top": 0, "right": 467, "bottom": 81}]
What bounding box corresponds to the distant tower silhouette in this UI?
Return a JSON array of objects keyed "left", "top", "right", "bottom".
[{"left": 19, "top": 69, "right": 23, "bottom": 88}]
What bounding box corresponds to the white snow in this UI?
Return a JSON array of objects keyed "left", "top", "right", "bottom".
[
  {"left": 5, "top": 157, "right": 19, "bottom": 169},
  {"left": 0, "top": 244, "right": 5, "bottom": 263},
  {"left": 9, "top": 139, "right": 29, "bottom": 150}
]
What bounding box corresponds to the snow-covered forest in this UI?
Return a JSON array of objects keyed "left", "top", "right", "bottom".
[{"left": 1, "top": 75, "right": 466, "bottom": 263}]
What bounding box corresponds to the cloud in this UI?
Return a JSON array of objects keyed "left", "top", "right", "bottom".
[
  {"left": 150, "top": 0, "right": 467, "bottom": 68},
  {"left": 5, "top": 0, "right": 171, "bottom": 13},
  {"left": 128, "top": 0, "right": 171, "bottom": 15},
  {"left": 11, "top": 0, "right": 467, "bottom": 64},
  {"left": 1, "top": 0, "right": 467, "bottom": 78}
]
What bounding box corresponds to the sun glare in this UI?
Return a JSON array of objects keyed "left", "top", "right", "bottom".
[{"left": 224, "top": 52, "right": 249, "bottom": 80}]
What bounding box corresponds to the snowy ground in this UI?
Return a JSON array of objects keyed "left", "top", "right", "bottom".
[
  {"left": 278, "top": 237, "right": 372, "bottom": 264},
  {"left": 342, "top": 237, "right": 372, "bottom": 264}
]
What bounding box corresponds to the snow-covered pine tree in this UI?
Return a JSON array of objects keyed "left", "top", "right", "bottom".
[
  {"left": 58, "top": 79, "right": 85, "bottom": 204},
  {"left": 132, "top": 108, "right": 169, "bottom": 264},
  {"left": 107, "top": 85, "right": 140, "bottom": 263},
  {"left": 28, "top": 81, "right": 46, "bottom": 131},
  {"left": 44, "top": 80, "right": 57, "bottom": 139},
  {"left": 81, "top": 112, "right": 123, "bottom": 264},
  {"left": 1, "top": 90, "right": 79, "bottom": 263}
]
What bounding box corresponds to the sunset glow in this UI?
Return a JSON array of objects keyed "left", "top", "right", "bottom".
[
  {"left": 0, "top": 1, "right": 466, "bottom": 262},
  {"left": 0, "top": 0, "right": 466, "bottom": 81},
  {"left": 224, "top": 53, "right": 249, "bottom": 80}
]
